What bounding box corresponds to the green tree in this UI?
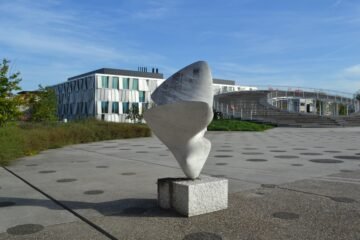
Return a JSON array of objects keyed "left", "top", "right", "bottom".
[
  {"left": 126, "top": 103, "right": 143, "bottom": 123},
  {"left": 29, "top": 85, "right": 58, "bottom": 122},
  {"left": 0, "top": 59, "right": 22, "bottom": 126}
]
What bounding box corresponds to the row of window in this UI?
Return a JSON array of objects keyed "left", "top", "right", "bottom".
[
  {"left": 56, "top": 77, "right": 93, "bottom": 94},
  {"left": 100, "top": 102, "right": 148, "bottom": 114},
  {"left": 100, "top": 76, "right": 140, "bottom": 90}
]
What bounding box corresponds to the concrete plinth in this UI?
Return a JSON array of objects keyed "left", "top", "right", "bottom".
[{"left": 157, "top": 176, "right": 228, "bottom": 217}]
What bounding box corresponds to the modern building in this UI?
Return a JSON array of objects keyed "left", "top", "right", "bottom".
[
  {"left": 51, "top": 68, "right": 164, "bottom": 122},
  {"left": 212, "top": 78, "right": 257, "bottom": 95},
  {"left": 51, "top": 68, "right": 260, "bottom": 123}
]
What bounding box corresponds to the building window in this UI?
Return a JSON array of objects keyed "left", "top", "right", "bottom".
[
  {"left": 112, "top": 77, "right": 119, "bottom": 89},
  {"left": 112, "top": 102, "right": 119, "bottom": 113},
  {"left": 139, "top": 91, "right": 145, "bottom": 102},
  {"left": 123, "top": 78, "right": 130, "bottom": 89},
  {"left": 101, "top": 101, "right": 109, "bottom": 113},
  {"left": 122, "top": 102, "right": 129, "bottom": 114},
  {"left": 101, "top": 76, "right": 109, "bottom": 88},
  {"left": 132, "top": 78, "right": 139, "bottom": 90}
]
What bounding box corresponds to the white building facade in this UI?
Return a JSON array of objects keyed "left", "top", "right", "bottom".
[
  {"left": 212, "top": 78, "right": 257, "bottom": 95},
  {"left": 52, "top": 68, "right": 164, "bottom": 122}
]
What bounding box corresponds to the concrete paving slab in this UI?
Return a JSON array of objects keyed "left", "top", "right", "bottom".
[
  {"left": 0, "top": 168, "right": 79, "bottom": 234},
  {"left": 0, "top": 127, "right": 359, "bottom": 239}
]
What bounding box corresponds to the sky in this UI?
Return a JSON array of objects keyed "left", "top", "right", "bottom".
[{"left": 1, "top": 0, "right": 360, "bottom": 94}]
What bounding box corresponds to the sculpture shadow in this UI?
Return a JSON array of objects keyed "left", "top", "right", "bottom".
[{"left": 0, "top": 197, "right": 182, "bottom": 218}]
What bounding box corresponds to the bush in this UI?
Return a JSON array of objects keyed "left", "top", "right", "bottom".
[
  {"left": 0, "top": 120, "right": 151, "bottom": 166},
  {"left": 207, "top": 119, "right": 274, "bottom": 131}
]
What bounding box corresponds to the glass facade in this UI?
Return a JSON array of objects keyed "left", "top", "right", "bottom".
[
  {"left": 112, "top": 77, "right": 119, "bottom": 89},
  {"left": 101, "top": 101, "right": 109, "bottom": 113},
  {"left": 132, "top": 78, "right": 139, "bottom": 90},
  {"left": 122, "top": 102, "right": 129, "bottom": 114},
  {"left": 101, "top": 76, "right": 109, "bottom": 88},
  {"left": 139, "top": 91, "right": 145, "bottom": 102},
  {"left": 123, "top": 78, "right": 130, "bottom": 89},
  {"left": 112, "top": 102, "right": 119, "bottom": 113}
]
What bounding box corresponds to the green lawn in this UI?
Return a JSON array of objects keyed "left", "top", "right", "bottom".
[
  {"left": 0, "top": 120, "right": 150, "bottom": 166},
  {"left": 208, "top": 119, "right": 274, "bottom": 131}
]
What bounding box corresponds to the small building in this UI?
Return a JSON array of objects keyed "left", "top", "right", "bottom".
[{"left": 51, "top": 68, "right": 164, "bottom": 122}]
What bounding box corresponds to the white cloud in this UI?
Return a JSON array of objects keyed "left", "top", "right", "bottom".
[{"left": 344, "top": 64, "right": 360, "bottom": 77}]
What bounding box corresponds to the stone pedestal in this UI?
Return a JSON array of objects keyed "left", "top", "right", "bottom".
[{"left": 157, "top": 176, "right": 228, "bottom": 217}]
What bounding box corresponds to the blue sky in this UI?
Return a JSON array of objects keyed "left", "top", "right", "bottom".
[{"left": 1, "top": 0, "right": 360, "bottom": 93}]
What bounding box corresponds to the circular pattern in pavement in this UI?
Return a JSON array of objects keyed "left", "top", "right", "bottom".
[
  {"left": 215, "top": 163, "right": 228, "bottom": 166},
  {"left": 121, "top": 172, "right": 136, "bottom": 176},
  {"left": 334, "top": 155, "right": 360, "bottom": 160},
  {"left": 214, "top": 155, "right": 232, "bottom": 158},
  {"left": 329, "top": 197, "right": 356, "bottom": 203},
  {"left": 300, "top": 153, "right": 323, "bottom": 156},
  {"left": 242, "top": 152, "right": 264, "bottom": 155},
  {"left": 274, "top": 155, "right": 299, "bottom": 159},
  {"left": 272, "top": 212, "right": 299, "bottom": 220},
  {"left": 216, "top": 150, "right": 233, "bottom": 152},
  {"left": 291, "top": 164, "right": 303, "bottom": 166},
  {"left": 0, "top": 201, "right": 16, "bottom": 207},
  {"left": 25, "top": 164, "right": 38, "bottom": 167},
  {"left": 38, "top": 170, "right": 56, "bottom": 174},
  {"left": 84, "top": 190, "right": 104, "bottom": 195},
  {"left": 246, "top": 159, "right": 267, "bottom": 162},
  {"left": 96, "top": 165, "right": 109, "bottom": 168},
  {"left": 56, "top": 178, "right": 77, "bottom": 183},
  {"left": 261, "top": 184, "right": 277, "bottom": 188},
  {"left": 183, "top": 232, "right": 223, "bottom": 240},
  {"left": 7, "top": 224, "right": 44, "bottom": 235},
  {"left": 309, "top": 159, "right": 343, "bottom": 164}
]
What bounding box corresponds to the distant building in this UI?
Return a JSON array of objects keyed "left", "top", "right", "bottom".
[
  {"left": 212, "top": 78, "right": 257, "bottom": 95},
  {"left": 51, "top": 68, "right": 260, "bottom": 122},
  {"left": 51, "top": 68, "right": 164, "bottom": 122}
]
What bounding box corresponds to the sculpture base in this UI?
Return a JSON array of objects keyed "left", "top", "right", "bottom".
[{"left": 157, "top": 176, "right": 228, "bottom": 217}]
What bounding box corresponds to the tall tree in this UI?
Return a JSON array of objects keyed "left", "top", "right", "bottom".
[{"left": 0, "top": 59, "right": 22, "bottom": 126}]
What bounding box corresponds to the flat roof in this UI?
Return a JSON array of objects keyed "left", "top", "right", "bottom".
[
  {"left": 213, "top": 78, "right": 235, "bottom": 85},
  {"left": 68, "top": 68, "right": 164, "bottom": 81}
]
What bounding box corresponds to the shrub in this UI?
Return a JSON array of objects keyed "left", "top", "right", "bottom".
[{"left": 0, "top": 120, "right": 151, "bottom": 166}]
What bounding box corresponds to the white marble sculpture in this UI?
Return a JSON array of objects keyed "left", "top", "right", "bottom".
[{"left": 143, "top": 61, "right": 213, "bottom": 179}]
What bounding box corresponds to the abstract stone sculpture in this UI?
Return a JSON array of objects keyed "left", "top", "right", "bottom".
[{"left": 144, "top": 61, "right": 213, "bottom": 179}]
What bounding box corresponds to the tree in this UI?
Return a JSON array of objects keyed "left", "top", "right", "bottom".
[
  {"left": 0, "top": 59, "right": 22, "bottom": 126},
  {"left": 126, "top": 103, "right": 143, "bottom": 123},
  {"left": 29, "top": 85, "right": 58, "bottom": 122},
  {"left": 355, "top": 90, "right": 360, "bottom": 101}
]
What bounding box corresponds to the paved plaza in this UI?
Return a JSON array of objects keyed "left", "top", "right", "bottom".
[{"left": 0, "top": 127, "right": 360, "bottom": 239}]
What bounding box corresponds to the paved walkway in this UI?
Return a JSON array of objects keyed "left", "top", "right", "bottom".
[{"left": 0, "top": 127, "right": 359, "bottom": 239}]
